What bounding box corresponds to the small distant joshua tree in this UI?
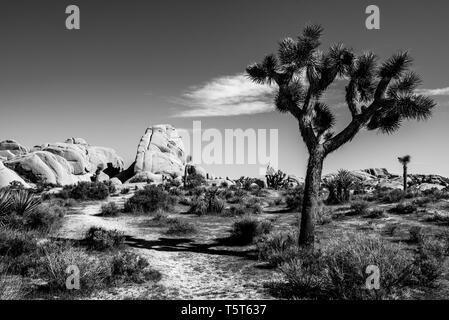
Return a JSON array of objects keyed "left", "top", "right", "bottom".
[
  {"left": 398, "top": 155, "right": 411, "bottom": 193},
  {"left": 246, "top": 24, "right": 436, "bottom": 247}
]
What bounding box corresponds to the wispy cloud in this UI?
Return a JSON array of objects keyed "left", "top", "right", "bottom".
[
  {"left": 416, "top": 87, "right": 449, "bottom": 96},
  {"left": 171, "top": 74, "right": 276, "bottom": 117}
]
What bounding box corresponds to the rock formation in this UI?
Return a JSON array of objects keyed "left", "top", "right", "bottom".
[
  {"left": 131, "top": 125, "right": 186, "bottom": 181},
  {"left": 2, "top": 138, "right": 124, "bottom": 186},
  {"left": 0, "top": 160, "right": 29, "bottom": 188},
  {"left": 346, "top": 168, "right": 449, "bottom": 192}
]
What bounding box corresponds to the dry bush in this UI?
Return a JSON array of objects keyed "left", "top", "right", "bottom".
[
  {"left": 99, "top": 202, "right": 122, "bottom": 217},
  {"left": 124, "top": 185, "right": 175, "bottom": 214},
  {"left": 230, "top": 216, "right": 273, "bottom": 245}
]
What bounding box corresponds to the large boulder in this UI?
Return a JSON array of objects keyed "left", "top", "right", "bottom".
[
  {"left": 5, "top": 151, "right": 80, "bottom": 185},
  {"left": 133, "top": 125, "right": 186, "bottom": 178},
  {"left": 362, "top": 168, "right": 391, "bottom": 178},
  {"left": 351, "top": 170, "right": 377, "bottom": 181},
  {"left": 0, "top": 140, "right": 28, "bottom": 157},
  {"left": 0, "top": 161, "right": 29, "bottom": 188},
  {"left": 36, "top": 138, "right": 124, "bottom": 176}
]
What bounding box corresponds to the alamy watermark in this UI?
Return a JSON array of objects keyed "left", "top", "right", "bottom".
[{"left": 178, "top": 121, "right": 279, "bottom": 175}]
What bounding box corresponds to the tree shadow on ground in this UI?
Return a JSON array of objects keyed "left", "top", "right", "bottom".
[{"left": 124, "top": 235, "right": 259, "bottom": 260}]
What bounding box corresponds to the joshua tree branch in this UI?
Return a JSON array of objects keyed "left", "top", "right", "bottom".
[
  {"left": 345, "top": 80, "right": 359, "bottom": 117},
  {"left": 324, "top": 75, "right": 394, "bottom": 154}
]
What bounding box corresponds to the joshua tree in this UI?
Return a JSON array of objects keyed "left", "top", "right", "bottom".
[
  {"left": 246, "top": 25, "right": 435, "bottom": 247},
  {"left": 398, "top": 155, "right": 411, "bottom": 193}
]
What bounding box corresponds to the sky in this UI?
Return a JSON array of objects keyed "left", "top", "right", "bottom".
[{"left": 1, "top": 0, "right": 449, "bottom": 179}]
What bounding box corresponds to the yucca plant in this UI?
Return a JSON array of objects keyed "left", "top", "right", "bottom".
[
  {"left": 0, "top": 189, "right": 13, "bottom": 215},
  {"left": 10, "top": 190, "right": 41, "bottom": 216},
  {"left": 324, "top": 169, "right": 356, "bottom": 204},
  {"left": 246, "top": 24, "right": 435, "bottom": 247}
]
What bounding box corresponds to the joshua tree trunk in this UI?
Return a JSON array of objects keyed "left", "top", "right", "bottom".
[
  {"left": 403, "top": 164, "right": 407, "bottom": 193},
  {"left": 299, "top": 147, "right": 325, "bottom": 247}
]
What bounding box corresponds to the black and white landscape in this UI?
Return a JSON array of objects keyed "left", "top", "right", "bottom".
[{"left": 1, "top": 0, "right": 449, "bottom": 301}]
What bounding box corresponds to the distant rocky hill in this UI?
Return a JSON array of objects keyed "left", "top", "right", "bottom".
[{"left": 326, "top": 168, "right": 449, "bottom": 192}]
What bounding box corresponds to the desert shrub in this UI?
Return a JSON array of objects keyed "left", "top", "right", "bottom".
[
  {"left": 84, "top": 227, "right": 125, "bottom": 251},
  {"left": 251, "top": 187, "right": 270, "bottom": 197},
  {"left": 164, "top": 218, "right": 197, "bottom": 235},
  {"left": 237, "top": 177, "right": 265, "bottom": 191},
  {"left": 365, "top": 209, "right": 385, "bottom": 219},
  {"left": 228, "top": 205, "right": 247, "bottom": 216},
  {"left": 100, "top": 202, "right": 121, "bottom": 217},
  {"left": 424, "top": 211, "right": 449, "bottom": 225},
  {"left": 218, "top": 188, "right": 234, "bottom": 200},
  {"left": 412, "top": 197, "right": 432, "bottom": 207},
  {"left": 189, "top": 197, "right": 208, "bottom": 216},
  {"left": 61, "top": 182, "right": 110, "bottom": 201},
  {"left": 265, "top": 166, "right": 288, "bottom": 190},
  {"left": 384, "top": 224, "right": 399, "bottom": 236},
  {"left": 185, "top": 173, "right": 206, "bottom": 189},
  {"left": 270, "top": 235, "right": 417, "bottom": 300},
  {"left": 324, "top": 170, "right": 355, "bottom": 204},
  {"left": 373, "top": 188, "right": 405, "bottom": 203},
  {"left": 144, "top": 209, "right": 170, "bottom": 227},
  {"left": 0, "top": 227, "right": 45, "bottom": 277},
  {"left": 241, "top": 197, "right": 263, "bottom": 215},
  {"left": 23, "top": 203, "right": 66, "bottom": 231},
  {"left": 208, "top": 196, "right": 225, "bottom": 214},
  {"left": 233, "top": 188, "right": 247, "bottom": 198},
  {"left": 230, "top": 216, "right": 273, "bottom": 245},
  {"left": 409, "top": 226, "right": 424, "bottom": 243},
  {"left": 0, "top": 228, "right": 39, "bottom": 258},
  {"left": 413, "top": 236, "right": 447, "bottom": 284},
  {"left": 189, "top": 189, "right": 225, "bottom": 216},
  {"left": 257, "top": 231, "right": 299, "bottom": 266},
  {"left": 389, "top": 202, "right": 418, "bottom": 215},
  {"left": 178, "top": 196, "right": 191, "bottom": 206},
  {"left": 0, "top": 273, "right": 24, "bottom": 300},
  {"left": 38, "top": 244, "right": 111, "bottom": 293},
  {"left": 165, "top": 178, "right": 182, "bottom": 189},
  {"left": 422, "top": 188, "right": 449, "bottom": 201},
  {"left": 348, "top": 200, "right": 369, "bottom": 216},
  {"left": 121, "top": 188, "right": 130, "bottom": 195},
  {"left": 188, "top": 186, "right": 207, "bottom": 197},
  {"left": 124, "top": 185, "right": 175, "bottom": 214},
  {"left": 47, "top": 198, "right": 78, "bottom": 208},
  {"left": 168, "top": 186, "right": 183, "bottom": 197},
  {"left": 220, "top": 181, "right": 229, "bottom": 188},
  {"left": 316, "top": 207, "right": 333, "bottom": 225},
  {"left": 110, "top": 251, "right": 161, "bottom": 284},
  {"left": 284, "top": 185, "right": 304, "bottom": 211},
  {"left": 1, "top": 201, "right": 65, "bottom": 232}
]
